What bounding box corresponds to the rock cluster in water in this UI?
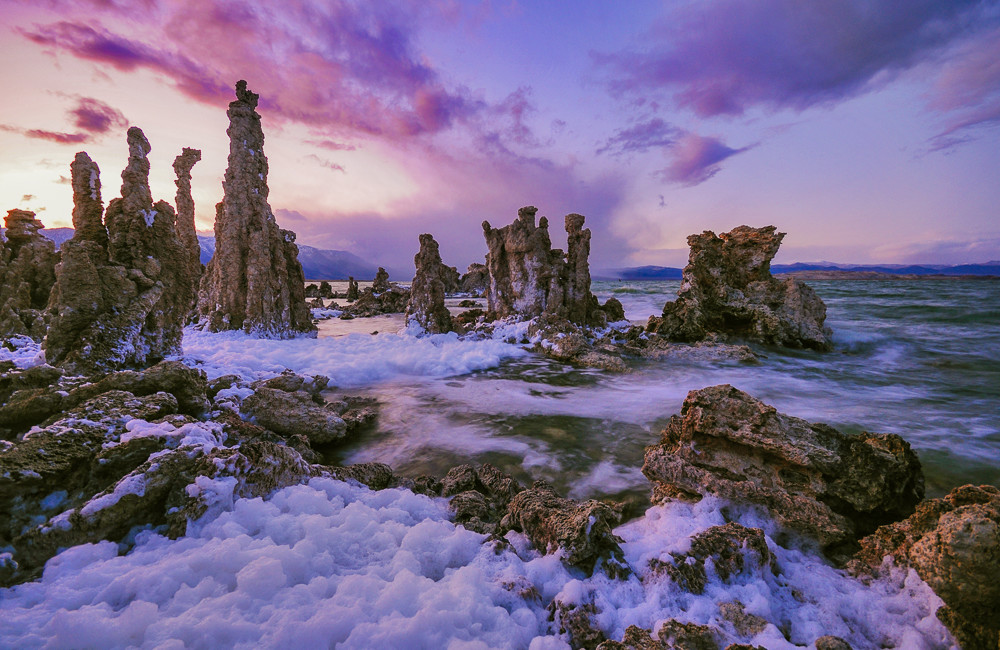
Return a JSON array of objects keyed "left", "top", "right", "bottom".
[
  {"left": 482, "top": 206, "right": 611, "bottom": 326},
  {"left": 648, "top": 225, "right": 833, "bottom": 350},
  {"left": 196, "top": 81, "right": 314, "bottom": 338},
  {"left": 642, "top": 384, "right": 924, "bottom": 555},
  {"left": 0, "top": 210, "right": 59, "bottom": 339},
  {"left": 44, "top": 130, "right": 196, "bottom": 374},
  {"left": 405, "top": 233, "right": 453, "bottom": 334},
  {"left": 341, "top": 267, "right": 410, "bottom": 317}
]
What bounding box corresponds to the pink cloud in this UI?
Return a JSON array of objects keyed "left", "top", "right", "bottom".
[
  {"left": 70, "top": 97, "right": 129, "bottom": 133},
  {"left": 659, "top": 133, "right": 751, "bottom": 186}
]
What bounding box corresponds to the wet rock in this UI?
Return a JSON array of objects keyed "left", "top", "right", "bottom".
[
  {"left": 647, "top": 523, "right": 774, "bottom": 594},
  {"left": 814, "top": 637, "right": 852, "bottom": 650},
  {"left": 718, "top": 601, "right": 768, "bottom": 637},
  {"left": 343, "top": 267, "right": 410, "bottom": 317},
  {"left": 442, "top": 264, "right": 461, "bottom": 293},
  {"left": 331, "top": 462, "right": 396, "bottom": 490},
  {"left": 71, "top": 361, "right": 209, "bottom": 416},
  {"left": 850, "top": 484, "right": 1000, "bottom": 649},
  {"left": 347, "top": 276, "right": 359, "bottom": 301},
  {"left": 0, "top": 210, "right": 60, "bottom": 340},
  {"left": 241, "top": 387, "right": 347, "bottom": 444},
  {"left": 647, "top": 226, "right": 832, "bottom": 350},
  {"left": 482, "top": 207, "right": 607, "bottom": 326},
  {"left": 405, "top": 233, "right": 453, "bottom": 334},
  {"left": 460, "top": 263, "right": 489, "bottom": 295},
  {"left": 172, "top": 147, "right": 203, "bottom": 298},
  {"left": 601, "top": 297, "right": 626, "bottom": 323},
  {"left": 642, "top": 385, "right": 924, "bottom": 554},
  {"left": 596, "top": 622, "right": 723, "bottom": 650},
  {"left": 440, "top": 463, "right": 523, "bottom": 534},
  {"left": 549, "top": 597, "right": 606, "bottom": 649},
  {"left": 500, "top": 479, "right": 630, "bottom": 577},
  {"left": 196, "top": 81, "right": 314, "bottom": 338}
]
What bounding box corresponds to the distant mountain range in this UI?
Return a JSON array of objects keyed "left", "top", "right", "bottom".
[
  {"left": 9, "top": 227, "right": 998, "bottom": 280},
  {"left": 596, "top": 262, "right": 1000, "bottom": 280}
]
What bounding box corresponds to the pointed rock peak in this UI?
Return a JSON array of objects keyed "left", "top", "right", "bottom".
[
  {"left": 234, "top": 80, "right": 259, "bottom": 108},
  {"left": 69, "top": 151, "right": 106, "bottom": 245},
  {"left": 126, "top": 126, "right": 151, "bottom": 158},
  {"left": 173, "top": 147, "right": 202, "bottom": 176}
]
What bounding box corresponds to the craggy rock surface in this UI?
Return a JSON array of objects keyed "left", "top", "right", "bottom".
[
  {"left": 642, "top": 385, "right": 924, "bottom": 554},
  {"left": 850, "top": 484, "right": 1000, "bottom": 649},
  {"left": 405, "top": 233, "right": 453, "bottom": 333},
  {"left": 173, "top": 147, "right": 203, "bottom": 295},
  {"left": 647, "top": 226, "right": 833, "bottom": 350},
  {"left": 595, "top": 621, "right": 724, "bottom": 650},
  {"left": 196, "top": 81, "right": 314, "bottom": 338},
  {"left": 647, "top": 523, "right": 775, "bottom": 595},
  {"left": 0, "top": 210, "right": 59, "bottom": 339},
  {"left": 482, "top": 207, "right": 609, "bottom": 326},
  {"left": 45, "top": 142, "right": 194, "bottom": 374},
  {"left": 440, "top": 463, "right": 523, "bottom": 535},
  {"left": 500, "top": 479, "right": 630, "bottom": 577},
  {"left": 342, "top": 267, "right": 410, "bottom": 317},
  {"left": 346, "top": 276, "right": 359, "bottom": 301},
  {"left": 460, "top": 262, "right": 489, "bottom": 295}
]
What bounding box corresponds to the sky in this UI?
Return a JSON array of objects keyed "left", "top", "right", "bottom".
[{"left": 1, "top": 0, "right": 998, "bottom": 271}]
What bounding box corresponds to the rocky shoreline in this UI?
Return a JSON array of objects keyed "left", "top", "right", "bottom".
[{"left": 2, "top": 80, "right": 996, "bottom": 648}]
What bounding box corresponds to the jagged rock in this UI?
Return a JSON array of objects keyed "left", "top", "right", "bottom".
[
  {"left": 647, "top": 523, "right": 774, "bottom": 594},
  {"left": 642, "top": 385, "right": 924, "bottom": 554},
  {"left": 601, "top": 297, "right": 626, "bottom": 323},
  {"left": 405, "top": 233, "right": 453, "bottom": 334},
  {"left": 549, "top": 596, "right": 606, "bottom": 649},
  {"left": 482, "top": 207, "right": 607, "bottom": 326},
  {"left": 173, "top": 147, "right": 203, "bottom": 298},
  {"left": 849, "top": 484, "right": 1000, "bottom": 649},
  {"left": 196, "top": 81, "right": 314, "bottom": 338},
  {"left": 596, "top": 622, "right": 724, "bottom": 650},
  {"left": 241, "top": 387, "right": 347, "bottom": 444},
  {"left": 442, "top": 264, "right": 460, "bottom": 293},
  {"left": 814, "top": 637, "right": 852, "bottom": 650},
  {"left": 460, "top": 263, "right": 488, "bottom": 295},
  {"left": 647, "top": 226, "right": 832, "bottom": 350},
  {"left": 718, "top": 602, "right": 768, "bottom": 637},
  {"left": 342, "top": 267, "right": 409, "bottom": 317},
  {"left": 347, "top": 276, "right": 359, "bottom": 301},
  {"left": 500, "top": 479, "right": 630, "bottom": 577},
  {"left": 331, "top": 462, "right": 396, "bottom": 490},
  {"left": 529, "top": 318, "right": 629, "bottom": 372},
  {"left": 318, "top": 281, "right": 333, "bottom": 299},
  {"left": 45, "top": 131, "right": 196, "bottom": 374},
  {"left": 439, "top": 463, "right": 523, "bottom": 535},
  {"left": 0, "top": 210, "right": 60, "bottom": 339}
]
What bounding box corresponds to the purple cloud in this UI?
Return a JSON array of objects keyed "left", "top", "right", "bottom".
[
  {"left": 599, "top": 0, "right": 996, "bottom": 118},
  {"left": 0, "top": 123, "right": 88, "bottom": 144},
  {"left": 70, "top": 97, "right": 129, "bottom": 133},
  {"left": 597, "top": 118, "right": 678, "bottom": 155},
  {"left": 927, "top": 25, "right": 1000, "bottom": 149},
  {"left": 659, "top": 134, "right": 751, "bottom": 186}
]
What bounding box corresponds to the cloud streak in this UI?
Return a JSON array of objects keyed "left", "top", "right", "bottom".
[{"left": 658, "top": 134, "right": 752, "bottom": 186}]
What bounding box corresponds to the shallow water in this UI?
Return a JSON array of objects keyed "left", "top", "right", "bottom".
[{"left": 329, "top": 278, "right": 1000, "bottom": 501}]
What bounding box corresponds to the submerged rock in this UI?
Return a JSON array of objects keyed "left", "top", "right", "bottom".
[
  {"left": 850, "top": 484, "right": 1000, "bottom": 649},
  {"left": 405, "top": 233, "right": 453, "bottom": 334},
  {"left": 196, "top": 81, "right": 314, "bottom": 338},
  {"left": 642, "top": 385, "right": 924, "bottom": 554},
  {"left": 45, "top": 141, "right": 194, "bottom": 374},
  {"left": 0, "top": 210, "right": 59, "bottom": 339},
  {"left": 482, "top": 207, "right": 608, "bottom": 326},
  {"left": 647, "top": 226, "right": 832, "bottom": 350}
]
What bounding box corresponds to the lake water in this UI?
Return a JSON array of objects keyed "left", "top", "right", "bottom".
[{"left": 327, "top": 278, "right": 1000, "bottom": 502}]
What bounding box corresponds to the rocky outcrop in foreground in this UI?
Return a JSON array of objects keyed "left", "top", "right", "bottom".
[
  {"left": 482, "top": 206, "right": 613, "bottom": 326},
  {"left": 196, "top": 81, "right": 314, "bottom": 338},
  {"left": 0, "top": 210, "right": 59, "bottom": 339},
  {"left": 850, "top": 484, "right": 1000, "bottom": 649},
  {"left": 44, "top": 137, "right": 195, "bottom": 374},
  {"left": 405, "top": 233, "right": 453, "bottom": 334},
  {"left": 648, "top": 226, "right": 833, "bottom": 350},
  {"left": 642, "top": 385, "right": 924, "bottom": 554}
]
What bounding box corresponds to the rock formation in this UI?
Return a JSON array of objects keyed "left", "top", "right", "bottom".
[
  {"left": 459, "top": 263, "right": 488, "bottom": 295},
  {"left": 342, "top": 267, "right": 409, "bottom": 317},
  {"left": 642, "top": 385, "right": 924, "bottom": 554},
  {"left": 372, "top": 267, "right": 391, "bottom": 294},
  {"left": 648, "top": 226, "right": 832, "bottom": 350},
  {"left": 45, "top": 139, "right": 195, "bottom": 374},
  {"left": 405, "top": 233, "right": 453, "bottom": 334},
  {"left": 173, "top": 147, "right": 203, "bottom": 294},
  {"left": 0, "top": 210, "right": 59, "bottom": 339},
  {"left": 196, "top": 80, "right": 314, "bottom": 338},
  {"left": 482, "top": 206, "right": 608, "bottom": 326},
  {"left": 647, "top": 523, "right": 774, "bottom": 595},
  {"left": 850, "top": 484, "right": 1000, "bottom": 649},
  {"left": 347, "top": 276, "right": 359, "bottom": 301}
]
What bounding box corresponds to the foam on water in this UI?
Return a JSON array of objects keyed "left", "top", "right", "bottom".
[{"left": 0, "top": 479, "right": 953, "bottom": 649}]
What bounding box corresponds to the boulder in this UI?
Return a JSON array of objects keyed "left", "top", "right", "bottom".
[
  {"left": 642, "top": 385, "right": 924, "bottom": 554},
  {"left": 196, "top": 81, "right": 314, "bottom": 338},
  {"left": 647, "top": 523, "right": 774, "bottom": 594},
  {"left": 405, "top": 233, "right": 453, "bottom": 334},
  {"left": 482, "top": 206, "right": 607, "bottom": 326},
  {"left": 460, "top": 262, "right": 488, "bottom": 295},
  {"left": 850, "top": 484, "right": 1000, "bottom": 649},
  {"left": 0, "top": 210, "right": 60, "bottom": 340},
  {"left": 647, "top": 226, "right": 832, "bottom": 350},
  {"left": 439, "top": 463, "right": 523, "bottom": 535},
  {"left": 172, "top": 147, "right": 203, "bottom": 299},
  {"left": 500, "top": 479, "right": 630, "bottom": 577},
  {"left": 241, "top": 387, "right": 347, "bottom": 444}
]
